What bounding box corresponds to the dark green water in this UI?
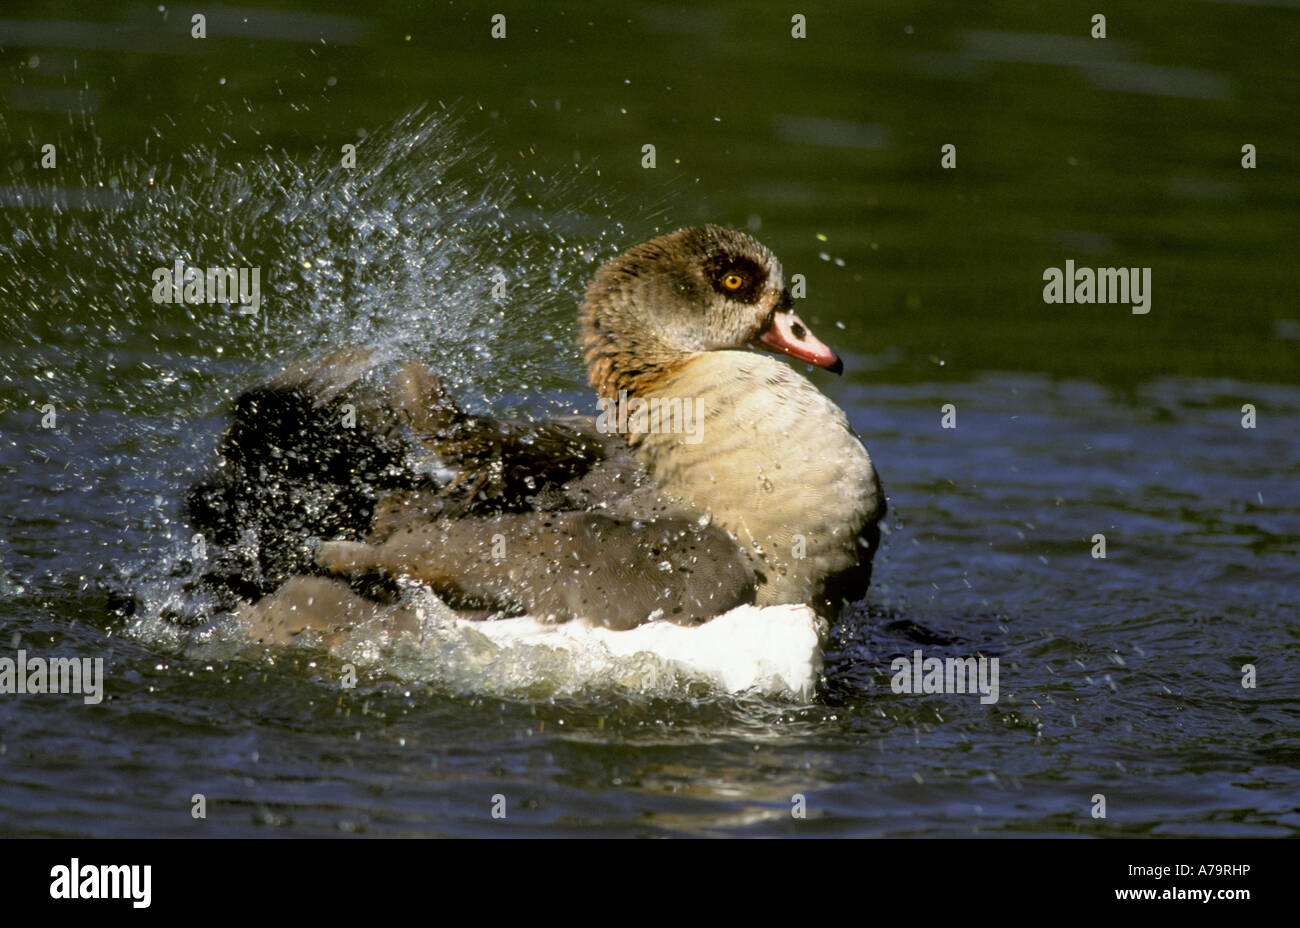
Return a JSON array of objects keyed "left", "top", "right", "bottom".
[{"left": 0, "top": 1, "right": 1297, "bottom": 836}]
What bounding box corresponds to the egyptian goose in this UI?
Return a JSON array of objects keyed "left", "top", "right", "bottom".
[{"left": 185, "top": 226, "right": 886, "bottom": 640}]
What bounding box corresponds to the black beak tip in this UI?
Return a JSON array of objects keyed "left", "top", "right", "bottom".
[{"left": 827, "top": 355, "right": 844, "bottom": 376}]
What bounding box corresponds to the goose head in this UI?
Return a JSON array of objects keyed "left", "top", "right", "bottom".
[{"left": 579, "top": 225, "right": 842, "bottom": 398}]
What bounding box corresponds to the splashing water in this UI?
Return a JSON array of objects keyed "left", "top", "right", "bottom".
[
  {"left": 0, "top": 105, "right": 697, "bottom": 696},
  {"left": 3, "top": 104, "right": 633, "bottom": 402}
]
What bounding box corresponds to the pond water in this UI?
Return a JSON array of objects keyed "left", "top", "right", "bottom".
[{"left": 0, "top": 0, "right": 1297, "bottom": 836}]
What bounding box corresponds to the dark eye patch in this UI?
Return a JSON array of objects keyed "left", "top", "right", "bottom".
[{"left": 704, "top": 253, "right": 768, "bottom": 303}]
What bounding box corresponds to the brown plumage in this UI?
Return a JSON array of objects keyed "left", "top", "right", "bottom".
[{"left": 187, "top": 225, "right": 885, "bottom": 640}]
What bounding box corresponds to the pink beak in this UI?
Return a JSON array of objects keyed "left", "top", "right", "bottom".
[{"left": 757, "top": 310, "right": 844, "bottom": 374}]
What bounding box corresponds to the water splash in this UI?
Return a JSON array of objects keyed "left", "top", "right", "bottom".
[
  {"left": 0, "top": 105, "right": 656, "bottom": 667},
  {"left": 3, "top": 104, "right": 633, "bottom": 405}
]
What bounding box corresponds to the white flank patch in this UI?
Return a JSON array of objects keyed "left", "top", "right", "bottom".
[
  {"left": 169, "top": 590, "right": 828, "bottom": 701},
  {"left": 451, "top": 604, "right": 826, "bottom": 698}
]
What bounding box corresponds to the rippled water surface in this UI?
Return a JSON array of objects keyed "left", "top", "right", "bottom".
[{"left": 0, "top": 0, "right": 1297, "bottom": 836}]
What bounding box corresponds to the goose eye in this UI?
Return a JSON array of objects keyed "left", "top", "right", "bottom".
[{"left": 722, "top": 273, "right": 745, "bottom": 291}]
